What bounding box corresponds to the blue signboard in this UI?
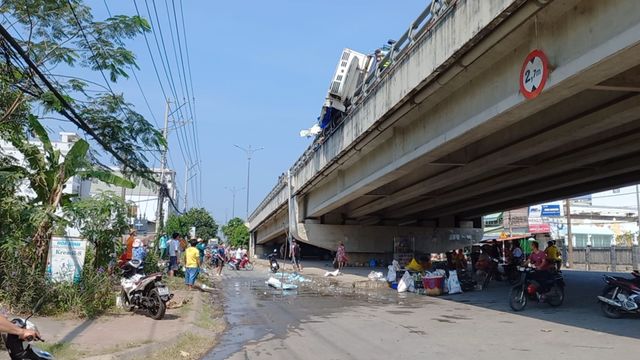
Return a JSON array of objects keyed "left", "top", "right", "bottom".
[{"left": 541, "top": 204, "right": 561, "bottom": 217}]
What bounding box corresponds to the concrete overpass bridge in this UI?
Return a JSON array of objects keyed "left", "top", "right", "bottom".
[{"left": 249, "top": 0, "right": 640, "bottom": 260}]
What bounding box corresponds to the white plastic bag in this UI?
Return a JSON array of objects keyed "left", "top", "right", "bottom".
[
  {"left": 447, "top": 270, "right": 462, "bottom": 294},
  {"left": 387, "top": 265, "right": 396, "bottom": 282},
  {"left": 397, "top": 271, "right": 411, "bottom": 292}
]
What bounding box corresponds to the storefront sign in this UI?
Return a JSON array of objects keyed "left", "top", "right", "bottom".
[
  {"left": 46, "top": 236, "right": 87, "bottom": 283},
  {"left": 528, "top": 217, "right": 551, "bottom": 234},
  {"left": 541, "top": 204, "right": 561, "bottom": 217},
  {"left": 520, "top": 49, "right": 549, "bottom": 99}
]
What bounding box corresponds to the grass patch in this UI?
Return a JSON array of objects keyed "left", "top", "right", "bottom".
[
  {"left": 132, "top": 332, "right": 212, "bottom": 360},
  {"left": 39, "top": 342, "right": 86, "bottom": 360},
  {"left": 194, "top": 296, "right": 225, "bottom": 332}
]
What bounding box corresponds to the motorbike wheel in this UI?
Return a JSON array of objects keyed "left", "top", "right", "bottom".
[
  {"left": 147, "top": 289, "right": 166, "bottom": 320},
  {"left": 509, "top": 285, "right": 527, "bottom": 311},
  {"left": 245, "top": 263, "right": 254, "bottom": 271},
  {"left": 120, "top": 290, "right": 134, "bottom": 311},
  {"left": 547, "top": 284, "right": 565, "bottom": 307},
  {"left": 600, "top": 286, "right": 623, "bottom": 319}
]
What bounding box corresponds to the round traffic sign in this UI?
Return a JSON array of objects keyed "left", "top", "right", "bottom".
[{"left": 519, "top": 49, "right": 549, "bottom": 99}]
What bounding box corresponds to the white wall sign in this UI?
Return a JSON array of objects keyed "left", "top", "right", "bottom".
[{"left": 46, "top": 236, "right": 87, "bottom": 283}]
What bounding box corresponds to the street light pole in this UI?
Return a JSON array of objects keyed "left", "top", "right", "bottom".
[
  {"left": 234, "top": 145, "right": 263, "bottom": 220},
  {"left": 225, "top": 186, "right": 245, "bottom": 219}
]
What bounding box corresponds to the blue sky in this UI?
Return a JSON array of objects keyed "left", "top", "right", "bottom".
[{"left": 74, "top": 0, "right": 428, "bottom": 223}]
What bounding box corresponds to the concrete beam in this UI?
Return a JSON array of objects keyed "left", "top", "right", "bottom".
[
  {"left": 350, "top": 95, "right": 640, "bottom": 218},
  {"left": 427, "top": 154, "right": 640, "bottom": 219},
  {"left": 388, "top": 120, "right": 640, "bottom": 218}
]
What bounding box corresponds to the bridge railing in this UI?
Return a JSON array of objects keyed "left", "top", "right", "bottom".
[{"left": 249, "top": 0, "right": 457, "bottom": 223}]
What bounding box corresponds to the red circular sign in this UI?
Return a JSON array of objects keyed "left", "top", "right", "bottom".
[{"left": 519, "top": 49, "right": 549, "bottom": 99}]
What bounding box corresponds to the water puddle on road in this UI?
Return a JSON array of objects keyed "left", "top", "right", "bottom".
[{"left": 202, "top": 273, "right": 403, "bottom": 359}]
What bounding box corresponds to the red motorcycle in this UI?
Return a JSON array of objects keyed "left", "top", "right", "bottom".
[
  {"left": 227, "top": 255, "right": 254, "bottom": 271},
  {"left": 597, "top": 270, "right": 640, "bottom": 318}
]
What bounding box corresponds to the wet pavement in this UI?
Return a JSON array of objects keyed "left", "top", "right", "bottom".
[{"left": 204, "top": 269, "right": 639, "bottom": 360}]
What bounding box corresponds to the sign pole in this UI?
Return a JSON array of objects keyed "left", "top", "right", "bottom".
[{"left": 565, "top": 199, "right": 573, "bottom": 268}]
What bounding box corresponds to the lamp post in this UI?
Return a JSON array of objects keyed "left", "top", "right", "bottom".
[
  {"left": 225, "top": 186, "right": 245, "bottom": 219},
  {"left": 234, "top": 144, "right": 263, "bottom": 220}
]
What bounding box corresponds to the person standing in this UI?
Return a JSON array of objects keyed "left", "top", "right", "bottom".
[
  {"left": 336, "top": 242, "right": 348, "bottom": 272},
  {"left": 196, "top": 238, "right": 207, "bottom": 267},
  {"left": 167, "top": 232, "right": 180, "bottom": 277},
  {"left": 118, "top": 229, "right": 136, "bottom": 266},
  {"left": 184, "top": 239, "right": 200, "bottom": 290},
  {"left": 216, "top": 244, "right": 226, "bottom": 276},
  {"left": 158, "top": 232, "right": 168, "bottom": 259},
  {"left": 290, "top": 240, "right": 302, "bottom": 272}
]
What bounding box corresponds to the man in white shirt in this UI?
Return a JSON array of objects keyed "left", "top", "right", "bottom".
[{"left": 235, "top": 247, "right": 243, "bottom": 261}]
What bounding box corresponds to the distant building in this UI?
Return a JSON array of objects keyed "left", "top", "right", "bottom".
[
  {"left": 90, "top": 168, "right": 178, "bottom": 235},
  {"left": 0, "top": 132, "right": 93, "bottom": 201},
  {"left": 483, "top": 185, "right": 640, "bottom": 247},
  {"left": 1, "top": 132, "right": 178, "bottom": 236}
]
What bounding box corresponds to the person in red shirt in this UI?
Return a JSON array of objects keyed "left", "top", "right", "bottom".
[{"left": 528, "top": 241, "right": 553, "bottom": 292}]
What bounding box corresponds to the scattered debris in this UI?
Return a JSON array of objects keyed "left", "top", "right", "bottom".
[
  {"left": 367, "top": 271, "right": 385, "bottom": 281},
  {"left": 324, "top": 269, "right": 341, "bottom": 277},
  {"left": 167, "top": 297, "right": 191, "bottom": 309},
  {"left": 266, "top": 276, "right": 298, "bottom": 290}
]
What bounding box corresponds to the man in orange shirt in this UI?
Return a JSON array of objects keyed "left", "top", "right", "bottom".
[{"left": 119, "top": 229, "right": 136, "bottom": 267}]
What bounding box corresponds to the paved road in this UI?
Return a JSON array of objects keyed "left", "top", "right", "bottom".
[{"left": 204, "top": 269, "right": 639, "bottom": 360}]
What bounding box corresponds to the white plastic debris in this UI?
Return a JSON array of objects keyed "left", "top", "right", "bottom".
[
  {"left": 324, "top": 269, "right": 341, "bottom": 277},
  {"left": 266, "top": 276, "right": 298, "bottom": 290}
]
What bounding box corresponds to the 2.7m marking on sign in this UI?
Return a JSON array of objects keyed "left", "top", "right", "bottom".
[{"left": 520, "top": 49, "right": 549, "bottom": 99}]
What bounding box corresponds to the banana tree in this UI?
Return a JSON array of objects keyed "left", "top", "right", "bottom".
[{"left": 4, "top": 115, "right": 135, "bottom": 269}]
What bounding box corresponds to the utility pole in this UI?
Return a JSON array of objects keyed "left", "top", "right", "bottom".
[
  {"left": 156, "top": 99, "right": 170, "bottom": 235},
  {"left": 225, "top": 186, "right": 244, "bottom": 219},
  {"left": 234, "top": 144, "right": 263, "bottom": 220},
  {"left": 565, "top": 198, "right": 573, "bottom": 268},
  {"left": 183, "top": 162, "right": 198, "bottom": 212}
]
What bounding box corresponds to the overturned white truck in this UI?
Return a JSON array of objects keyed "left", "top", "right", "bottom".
[{"left": 318, "top": 48, "right": 371, "bottom": 132}]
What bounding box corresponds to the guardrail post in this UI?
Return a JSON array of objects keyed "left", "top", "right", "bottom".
[
  {"left": 585, "top": 244, "right": 591, "bottom": 271},
  {"left": 610, "top": 243, "right": 617, "bottom": 272}
]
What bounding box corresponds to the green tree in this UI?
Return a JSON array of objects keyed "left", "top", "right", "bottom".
[
  {"left": 222, "top": 217, "right": 249, "bottom": 248},
  {"left": 165, "top": 208, "right": 218, "bottom": 240},
  {"left": 3, "top": 116, "right": 134, "bottom": 268},
  {"left": 0, "top": 0, "right": 165, "bottom": 176},
  {"left": 64, "top": 191, "right": 129, "bottom": 270}
]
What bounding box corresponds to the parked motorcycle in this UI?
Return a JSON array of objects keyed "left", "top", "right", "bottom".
[
  {"left": 1, "top": 298, "right": 53, "bottom": 360},
  {"left": 226, "top": 255, "right": 254, "bottom": 271},
  {"left": 509, "top": 266, "right": 565, "bottom": 311},
  {"left": 597, "top": 270, "right": 640, "bottom": 318},
  {"left": 267, "top": 250, "right": 280, "bottom": 273},
  {"left": 120, "top": 259, "right": 173, "bottom": 320}
]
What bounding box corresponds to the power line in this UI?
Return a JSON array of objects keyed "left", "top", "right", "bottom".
[
  {"left": 178, "top": 0, "right": 202, "bottom": 207},
  {"left": 145, "top": 0, "right": 193, "bottom": 171}
]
